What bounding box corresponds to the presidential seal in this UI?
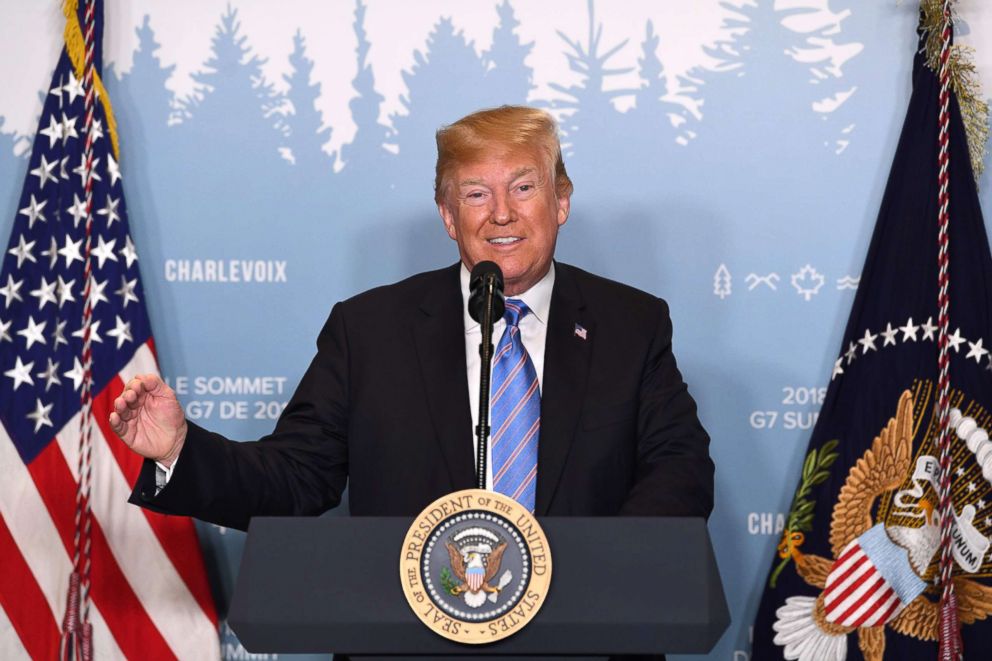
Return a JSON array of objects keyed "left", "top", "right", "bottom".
[{"left": 400, "top": 489, "right": 552, "bottom": 644}]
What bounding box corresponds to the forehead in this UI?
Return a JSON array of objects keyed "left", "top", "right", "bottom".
[{"left": 453, "top": 148, "right": 548, "bottom": 185}]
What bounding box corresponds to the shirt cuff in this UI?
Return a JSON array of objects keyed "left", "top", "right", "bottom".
[{"left": 153, "top": 456, "right": 178, "bottom": 495}]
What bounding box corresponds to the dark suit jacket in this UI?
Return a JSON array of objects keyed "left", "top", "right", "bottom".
[{"left": 132, "top": 261, "right": 713, "bottom": 530}]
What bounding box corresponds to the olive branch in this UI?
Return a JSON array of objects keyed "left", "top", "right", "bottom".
[
  {"left": 440, "top": 566, "right": 459, "bottom": 595},
  {"left": 769, "top": 439, "right": 839, "bottom": 588}
]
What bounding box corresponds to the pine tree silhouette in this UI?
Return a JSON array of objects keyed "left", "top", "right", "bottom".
[
  {"left": 177, "top": 5, "right": 285, "bottom": 168},
  {"left": 547, "top": 0, "right": 636, "bottom": 167},
  {"left": 682, "top": 0, "right": 821, "bottom": 164},
  {"left": 390, "top": 16, "right": 489, "bottom": 187},
  {"left": 482, "top": 0, "right": 534, "bottom": 106},
  {"left": 282, "top": 30, "right": 333, "bottom": 172},
  {"left": 629, "top": 20, "right": 684, "bottom": 145},
  {"left": 340, "top": 0, "right": 392, "bottom": 176},
  {"left": 813, "top": 0, "right": 870, "bottom": 156},
  {"left": 99, "top": 14, "right": 179, "bottom": 281},
  {"left": 113, "top": 16, "right": 175, "bottom": 135},
  {"left": 104, "top": 13, "right": 176, "bottom": 187}
]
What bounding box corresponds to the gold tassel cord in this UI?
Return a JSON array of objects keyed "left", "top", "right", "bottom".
[
  {"left": 62, "top": 0, "right": 120, "bottom": 160},
  {"left": 921, "top": 0, "right": 989, "bottom": 181}
]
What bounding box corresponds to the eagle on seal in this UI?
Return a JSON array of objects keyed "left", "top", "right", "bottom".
[
  {"left": 773, "top": 390, "right": 992, "bottom": 661},
  {"left": 446, "top": 541, "right": 509, "bottom": 608}
]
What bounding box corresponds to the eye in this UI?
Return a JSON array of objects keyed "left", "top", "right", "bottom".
[
  {"left": 462, "top": 190, "right": 489, "bottom": 207},
  {"left": 514, "top": 183, "right": 538, "bottom": 198}
]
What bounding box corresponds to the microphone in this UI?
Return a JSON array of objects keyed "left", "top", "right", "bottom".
[
  {"left": 468, "top": 261, "right": 504, "bottom": 490},
  {"left": 468, "top": 261, "right": 505, "bottom": 324}
]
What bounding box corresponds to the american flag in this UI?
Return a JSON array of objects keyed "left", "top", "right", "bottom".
[{"left": 0, "top": 2, "right": 218, "bottom": 659}]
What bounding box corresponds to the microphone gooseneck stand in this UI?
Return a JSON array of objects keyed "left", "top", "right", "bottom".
[{"left": 475, "top": 273, "right": 498, "bottom": 490}]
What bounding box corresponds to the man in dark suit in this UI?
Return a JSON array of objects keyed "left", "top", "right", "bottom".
[{"left": 111, "top": 105, "right": 713, "bottom": 531}]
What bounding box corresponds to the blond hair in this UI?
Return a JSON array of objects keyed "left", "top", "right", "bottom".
[{"left": 434, "top": 105, "right": 573, "bottom": 204}]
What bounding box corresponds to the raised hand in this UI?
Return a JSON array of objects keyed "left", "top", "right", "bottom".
[{"left": 109, "top": 374, "right": 187, "bottom": 467}]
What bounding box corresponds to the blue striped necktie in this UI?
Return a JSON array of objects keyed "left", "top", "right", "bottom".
[{"left": 491, "top": 298, "right": 539, "bottom": 512}]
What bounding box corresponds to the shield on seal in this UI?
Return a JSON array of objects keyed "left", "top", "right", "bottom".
[
  {"left": 467, "top": 562, "right": 485, "bottom": 592},
  {"left": 822, "top": 523, "right": 928, "bottom": 628}
]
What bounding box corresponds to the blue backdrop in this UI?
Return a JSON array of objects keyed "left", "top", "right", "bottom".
[{"left": 1, "top": 1, "right": 990, "bottom": 659}]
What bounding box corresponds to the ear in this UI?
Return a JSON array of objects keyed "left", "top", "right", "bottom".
[
  {"left": 438, "top": 201, "right": 458, "bottom": 241},
  {"left": 556, "top": 192, "right": 571, "bottom": 227}
]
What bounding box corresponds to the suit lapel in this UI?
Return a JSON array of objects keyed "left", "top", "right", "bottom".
[
  {"left": 536, "top": 263, "right": 593, "bottom": 515},
  {"left": 412, "top": 264, "right": 476, "bottom": 491}
]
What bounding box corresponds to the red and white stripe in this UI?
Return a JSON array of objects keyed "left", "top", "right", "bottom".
[
  {"left": 823, "top": 541, "right": 903, "bottom": 629},
  {"left": 0, "top": 341, "right": 218, "bottom": 660},
  {"left": 467, "top": 568, "right": 484, "bottom": 593}
]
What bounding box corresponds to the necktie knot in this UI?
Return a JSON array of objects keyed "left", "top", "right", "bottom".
[{"left": 503, "top": 298, "right": 531, "bottom": 328}]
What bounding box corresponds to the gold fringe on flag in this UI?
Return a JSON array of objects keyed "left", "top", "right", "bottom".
[
  {"left": 62, "top": 0, "right": 120, "bottom": 160},
  {"left": 921, "top": 0, "right": 990, "bottom": 181}
]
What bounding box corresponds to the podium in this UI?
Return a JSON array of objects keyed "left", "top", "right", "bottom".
[{"left": 229, "top": 517, "right": 729, "bottom": 658}]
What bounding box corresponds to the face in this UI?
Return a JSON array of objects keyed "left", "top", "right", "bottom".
[{"left": 438, "top": 149, "right": 570, "bottom": 297}]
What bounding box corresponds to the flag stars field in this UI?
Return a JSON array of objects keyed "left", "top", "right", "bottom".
[
  {"left": 88, "top": 277, "right": 109, "bottom": 308},
  {"left": 106, "top": 155, "right": 121, "bottom": 186},
  {"left": 97, "top": 194, "right": 121, "bottom": 225},
  {"left": 832, "top": 317, "right": 992, "bottom": 381},
  {"left": 17, "top": 315, "right": 46, "bottom": 349},
  {"left": 26, "top": 397, "right": 53, "bottom": 433},
  {"left": 63, "top": 356, "right": 84, "bottom": 391},
  {"left": 967, "top": 338, "right": 989, "bottom": 363},
  {"left": 58, "top": 235, "right": 83, "bottom": 267},
  {"left": 29, "top": 153, "right": 58, "bottom": 189},
  {"left": 38, "top": 114, "right": 63, "bottom": 148},
  {"left": 56, "top": 275, "right": 75, "bottom": 308},
  {"left": 0, "top": 274, "right": 24, "bottom": 306},
  {"left": 52, "top": 319, "right": 67, "bottom": 347},
  {"left": 29, "top": 276, "right": 57, "bottom": 310},
  {"left": 106, "top": 315, "right": 133, "bottom": 349},
  {"left": 948, "top": 328, "right": 967, "bottom": 352},
  {"left": 881, "top": 323, "right": 898, "bottom": 346},
  {"left": 36, "top": 357, "right": 60, "bottom": 391},
  {"left": 859, "top": 328, "right": 878, "bottom": 353},
  {"left": 116, "top": 276, "right": 139, "bottom": 308},
  {"left": 72, "top": 154, "right": 100, "bottom": 182},
  {"left": 8, "top": 234, "right": 37, "bottom": 268},
  {"left": 40, "top": 236, "right": 58, "bottom": 269},
  {"left": 71, "top": 319, "right": 102, "bottom": 344},
  {"left": 4, "top": 356, "right": 34, "bottom": 390},
  {"left": 845, "top": 341, "right": 857, "bottom": 365},
  {"left": 91, "top": 235, "right": 118, "bottom": 269},
  {"left": 62, "top": 69, "right": 84, "bottom": 102},
  {"left": 119, "top": 235, "right": 138, "bottom": 267},
  {"left": 66, "top": 194, "right": 87, "bottom": 226},
  {"left": 60, "top": 112, "right": 78, "bottom": 141},
  {"left": 18, "top": 194, "right": 47, "bottom": 228},
  {"left": 900, "top": 317, "right": 919, "bottom": 341}
]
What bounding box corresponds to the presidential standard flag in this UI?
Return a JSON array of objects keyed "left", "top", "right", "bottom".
[
  {"left": 751, "top": 6, "right": 992, "bottom": 661},
  {"left": 0, "top": 1, "right": 218, "bottom": 658}
]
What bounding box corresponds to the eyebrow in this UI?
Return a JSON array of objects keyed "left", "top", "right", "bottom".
[{"left": 457, "top": 167, "right": 538, "bottom": 188}]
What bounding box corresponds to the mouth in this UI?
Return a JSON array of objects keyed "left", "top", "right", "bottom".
[{"left": 487, "top": 236, "right": 523, "bottom": 246}]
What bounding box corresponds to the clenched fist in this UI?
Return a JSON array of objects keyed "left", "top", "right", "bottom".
[{"left": 109, "top": 374, "right": 187, "bottom": 467}]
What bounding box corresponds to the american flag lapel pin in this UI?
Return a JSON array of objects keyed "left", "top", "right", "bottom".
[{"left": 574, "top": 323, "right": 588, "bottom": 340}]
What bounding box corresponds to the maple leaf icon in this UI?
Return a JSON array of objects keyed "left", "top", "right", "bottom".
[{"left": 791, "top": 264, "right": 825, "bottom": 301}]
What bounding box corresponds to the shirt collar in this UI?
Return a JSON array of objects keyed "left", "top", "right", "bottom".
[{"left": 461, "top": 262, "right": 555, "bottom": 333}]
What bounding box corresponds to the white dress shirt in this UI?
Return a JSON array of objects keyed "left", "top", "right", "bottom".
[{"left": 461, "top": 262, "right": 554, "bottom": 489}]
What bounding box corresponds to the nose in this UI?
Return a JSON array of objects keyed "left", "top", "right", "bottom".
[{"left": 491, "top": 192, "right": 513, "bottom": 225}]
